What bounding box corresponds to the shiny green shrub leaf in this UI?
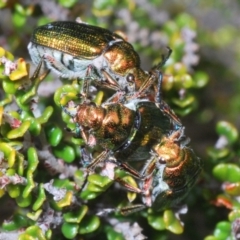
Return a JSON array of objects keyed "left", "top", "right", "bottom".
[
  {"left": 216, "top": 121, "right": 238, "bottom": 144},
  {"left": 207, "top": 147, "right": 231, "bottom": 161},
  {"left": 7, "top": 184, "right": 21, "bottom": 198},
  {"left": 53, "top": 179, "right": 75, "bottom": 191},
  {"left": 193, "top": 71, "right": 209, "bottom": 88},
  {"left": 16, "top": 193, "right": 32, "bottom": 207},
  {"left": 61, "top": 222, "right": 79, "bottom": 239},
  {"left": 58, "top": 0, "right": 78, "bottom": 8},
  {"left": 105, "top": 226, "right": 125, "bottom": 240},
  {"left": 2, "top": 213, "right": 29, "bottom": 231},
  {"left": 88, "top": 174, "right": 112, "bottom": 189},
  {"left": 53, "top": 143, "right": 76, "bottom": 163},
  {"left": 32, "top": 183, "right": 46, "bottom": 211},
  {"left": 147, "top": 212, "right": 165, "bottom": 230},
  {"left": 163, "top": 210, "right": 184, "bottom": 234},
  {"left": 79, "top": 189, "right": 100, "bottom": 200},
  {"left": 213, "top": 221, "right": 231, "bottom": 239},
  {"left": 19, "top": 226, "right": 46, "bottom": 240},
  {"left": 213, "top": 163, "right": 240, "bottom": 183},
  {"left": 78, "top": 215, "right": 100, "bottom": 234},
  {"left": 229, "top": 210, "right": 240, "bottom": 222},
  {"left": 45, "top": 123, "right": 63, "bottom": 147},
  {"left": 63, "top": 205, "right": 88, "bottom": 223}
]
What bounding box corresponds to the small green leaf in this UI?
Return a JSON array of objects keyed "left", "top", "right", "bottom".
[
  {"left": 213, "top": 163, "right": 240, "bottom": 183},
  {"left": 163, "top": 209, "right": 184, "bottom": 234},
  {"left": 147, "top": 212, "right": 165, "bottom": 230},
  {"left": 45, "top": 123, "right": 63, "bottom": 146},
  {"left": 61, "top": 222, "right": 79, "bottom": 239},
  {"left": 78, "top": 215, "right": 100, "bottom": 234},
  {"left": 63, "top": 205, "right": 88, "bottom": 223},
  {"left": 216, "top": 121, "right": 238, "bottom": 144},
  {"left": 213, "top": 221, "right": 231, "bottom": 239},
  {"left": 53, "top": 143, "right": 76, "bottom": 163}
]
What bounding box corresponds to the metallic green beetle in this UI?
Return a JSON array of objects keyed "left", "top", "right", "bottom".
[
  {"left": 63, "top": 73, "right": 202, "bottom": 213},
  {"left": 65, "top": 72, "right": 182, "bottom": 170},
  {"left": 28, "top": 21, "right": 157, "bottom": 93},
  {"left": 74, "top": 100, "right": 181, "bottom": 166},
  {"left": 71, "top": 97, "right": 202, "bottom": 213},
  {"left": 137, "top": 128, "right": 202, "bottom": 212}
]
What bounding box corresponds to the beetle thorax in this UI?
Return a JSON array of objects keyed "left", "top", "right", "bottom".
[{"left": 75, "top": 104, "right": 105, "bottom": 129}]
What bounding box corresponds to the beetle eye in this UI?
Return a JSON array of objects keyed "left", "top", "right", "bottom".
[
  {"left": 89, "top": 102, "right": 97, "bottom": 107},
  {"left": 126, "top": 73, "right": 135, "bottom": 83},
  {"left": 159, "top": 158, "right": 166, "bottom": 164}
]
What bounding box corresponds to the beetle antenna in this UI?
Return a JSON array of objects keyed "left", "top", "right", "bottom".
[{"left": 153, "top": 46, "right": 172, "bottom": 70}]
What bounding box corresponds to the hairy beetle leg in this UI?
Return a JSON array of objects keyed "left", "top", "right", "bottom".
[
  {"left": 86, "top": 150, "right": 110, "bottom": 170},
  {"left": 30, "top": 56, "right": 50, "bottom": 82},
  {"left": 100, "top": 69, "right": 123, "bottom": 91},
  {"left": 114, "top": 177, "right": 142, "bottom": 194},
  {"left": 152, "top": 46, "right": 172, "bottom": 70},
  {"left": 106, "top": 159, "right": 144, "bottom": 179},
  {"left": 96, "top": 204, "right": 146, "bottom": 216},
  {"left": 119, "top": 204, "right": 146, "bottom": 215}
]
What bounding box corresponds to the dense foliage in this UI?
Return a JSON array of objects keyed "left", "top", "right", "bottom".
[{"left": 0, "top": 1, "right": 240, "bottom": 239}]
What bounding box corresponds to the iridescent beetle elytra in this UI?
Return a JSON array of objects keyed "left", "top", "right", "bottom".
[
  {"left": 133, "top": 127, "right": 202, "bottom": 213},
  {"left": 28, "top": 21, "right": 145, "bottom": 93},
  {"left": 28, "top": 21, "right": 171, "bottom": 95},
  {"left": 63, "top": 73, "right": 202, "bottom": 214},
  {"left": 64, "top": 71, "right": 182, "bottom": 170},
  {"left": 76, "top": 103, "right": 201, "bottom": 215}
]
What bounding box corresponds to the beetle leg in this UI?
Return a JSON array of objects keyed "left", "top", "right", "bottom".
[
  {"left": 79, "top": 77, "right": 91, "bottom": 101},
  {"left": 99, "top": 69, "right": 123, "bottom": 91},
  {"left": 154, "top": 70, "right": 163, "bottom": 104},
  {"left": 87, "top": 150, "right": 110, "bottom": 170},
  {"left": 106, "top": 159, "right": 143, "bottom": 179},
  {"left": 126, "top": 70, "right": 160, "bottom": 101},
  {"left": 114, "top": 177, "right": 142, "bottom": 193},
  {"left": 118, "top": 162, "right": 143, "bottom": 179},
  {"left": 77, "top": 65, "right": 97, "bottom": 100},
  {"left": 30, "top": 56, "right": 50, "bottom": 81},
  {"left": 166, "top": 127, "right": 191, "bottom": 148},
  {"left": 78, "top": 125, "right": 89, "bottom": 143},
  {"left": 152, "top": 71, "right": 183, "bottom": 128},
  {"left": 43, "top": 53, "right": 72, "bottom": 76},
  {"left": 119, "top": 204, "right": 146, "bottom": 215},
  {"left": 131, "top": 73, "right": 157, "bottom": 100},
  {"left": 103, "top": 91, "right": 126, "bottom": 104},
  {"left": 126, "top": 48, "right": 172, "bottom": 101},
  {"left": 139, "top": 154, "right": 161, "bottom": 207},
  {"left": 125, "top": 47, "right": 171, "bottom": 102},
  {"left": 159, "top": 101, "right": 182, "bottom": 128},
  {"left": 96, "top": 204, "right": 146, "bottom": 216},
  {"left": 140, "top": 154, "right": 158, "bottom": 178},
  {"left": 152, "top": 47, "right": 172, "bottom": 70}
]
